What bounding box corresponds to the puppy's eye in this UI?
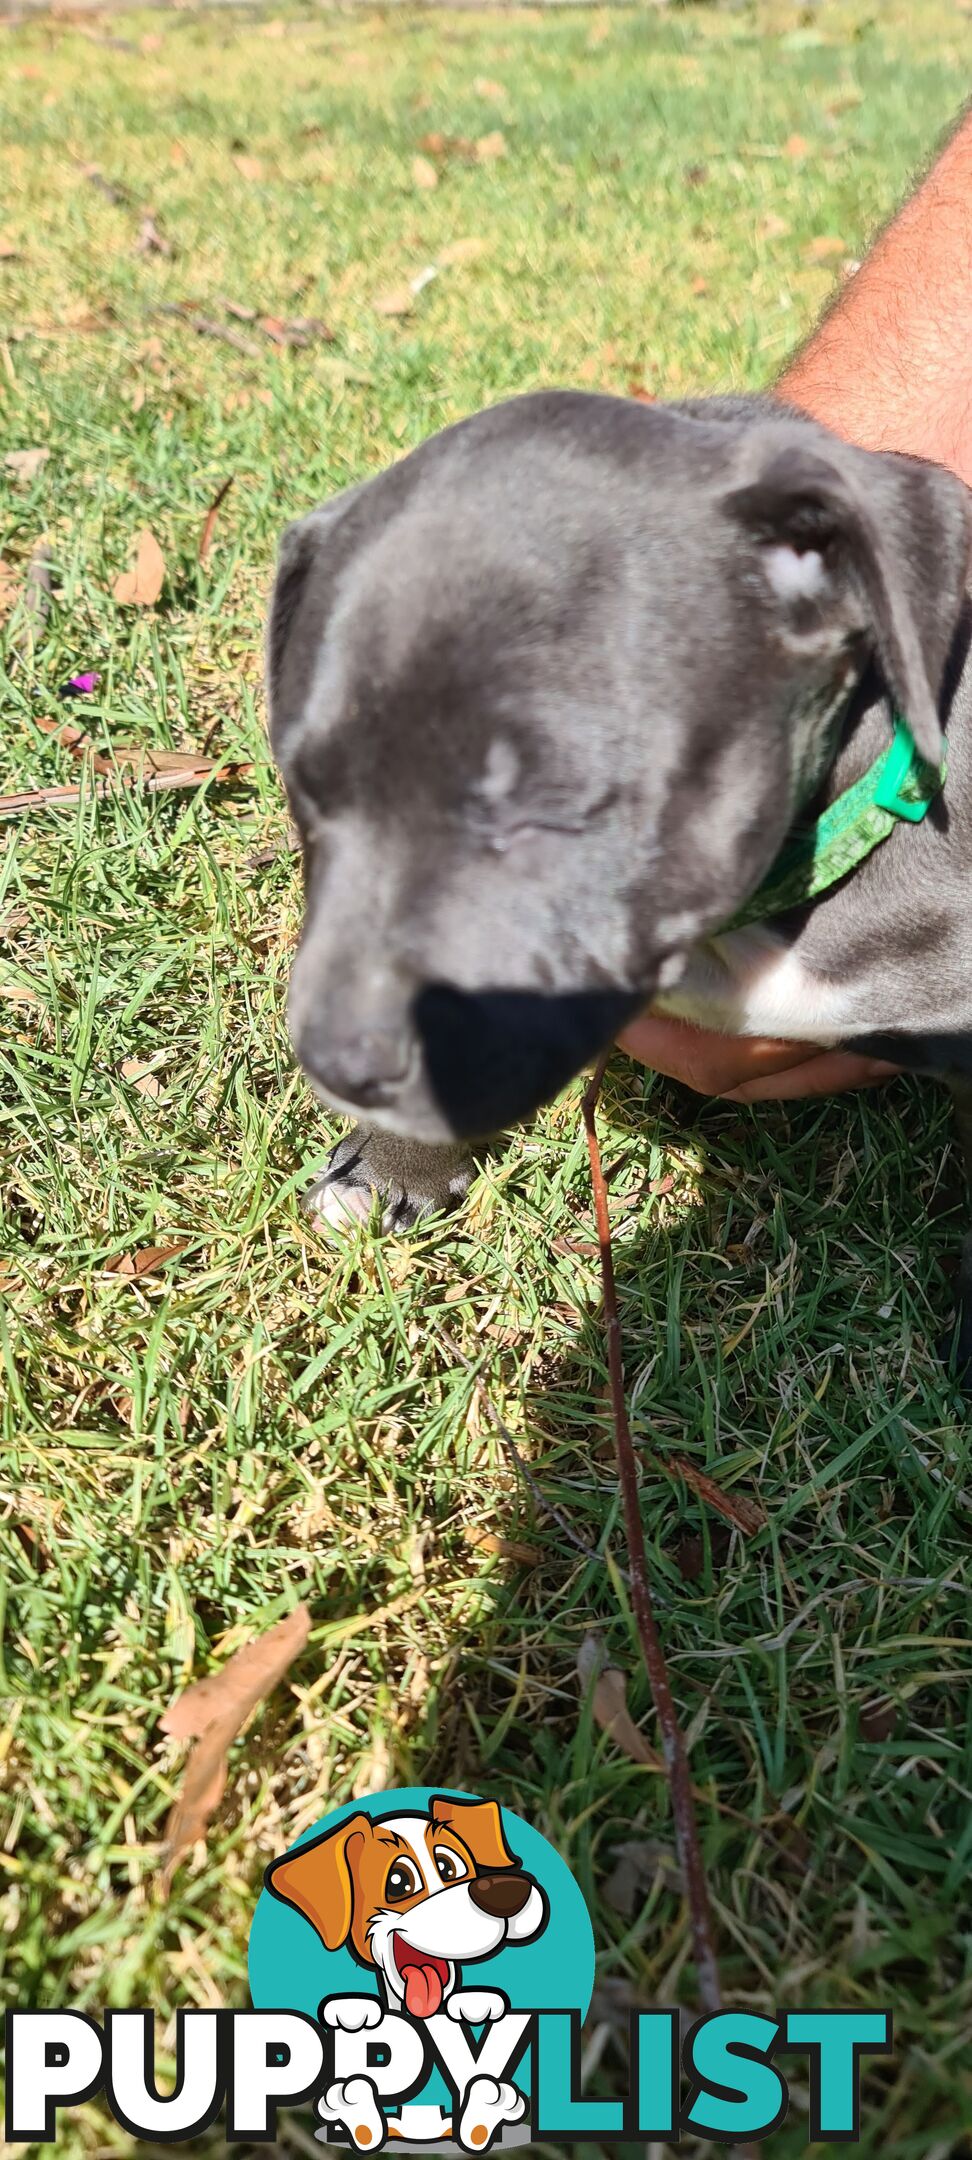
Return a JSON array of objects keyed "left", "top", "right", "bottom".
[
  {"left": 385, "top": 1860, "right": 421, "bottom": 1902},
  {"left": 433, "top": 1846, "right": 468, "bottom": 1884}
]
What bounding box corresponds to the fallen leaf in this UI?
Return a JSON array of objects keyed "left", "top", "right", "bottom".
[
  {"left": 805, "top": 234, "right": 846, "bottom": 261},
  {"left": 674, "top": 1531, "right": 704, "bottom": 1582},
  {"left": 79, "top": 163, "right": 131, "bottom": 207},
  {"left": 604, "top": 1838, "right": 680, "bottom": 1915},
  {"left": 411, "top": 154, "right": 439, "bottom": 191},
  {"left": 826, "top": 86, "right": 863, "bottom": 114},
  {"left": 860, "top": 1700, "right": 898, "bottom": 1742},
  {"left": 120, "top": 1056, "right": 164, "bottom": 1098},
  {"left": 373, "top": 284, "right": 415, "bottom": 318},
  {"left": 577, "top": 1637, "right": 663, "bottom": 1769},
  {"left": 104, "top": 1239, "right": 188, "bottom": 1279},
  {"left": 233, "top": 153, "right": 264, "bottom": 181},
  {"left": 0, "top": 561, "right": 20, "bottom": 621},
  {"left": 474, "top": 76, "right": 506, "bottom": 100},
  {"left": 475, "top": 130, "right": 507, "bottom": 162},
  {"left": 256, "top": 313, "right": 334, "bottom": 348},
  {"left": 0, "top": 983, "right": 41, "bottom": 1007},
  {"left": 135, "top": 213, "right": 173, "bottom": 258},
  {"left": 627, "top": 381, "right": 656, "bottom": 403},
  {"left": 684, "top": 161, "right": 708, "bottom": 187},
  {"left": 0, "top": 235, "right": 22, "bottom": 262},
  {"left": 113, "top": 528, "right": 166, "bottom": 607},
  {"left": 160, "top": 1604, "right": 311, "bottom": 1883},
  {"left": 463, "top": 1525, "right": 541, "bottom": 1566},
  {"left": 690, "top": 274, "right": 709, "bottom": 295},
  {"left": 5, "top": 448, "right": 49, "bottom": 481},
  {"left": 783, "top": 133, "right": 810, "bottom": 159},
  {"left": 437, "top": 235, "right": 489, "bottom": 267},
  {"left": 666, "top": 1451, "right": 766, "bottom": 1536}
]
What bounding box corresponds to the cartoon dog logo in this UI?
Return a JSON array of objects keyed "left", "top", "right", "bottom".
[{"left": 266, "top": 1794, "right": 548, "bottom": 2151}]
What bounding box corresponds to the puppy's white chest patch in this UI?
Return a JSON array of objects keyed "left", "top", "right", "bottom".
[{"left": 657, "top": 925, "right": 851, "bottom": 1042}]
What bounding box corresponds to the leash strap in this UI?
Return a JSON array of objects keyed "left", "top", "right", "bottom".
[{"left": 726, "top": 715, "right": 944, "bottom": 932}]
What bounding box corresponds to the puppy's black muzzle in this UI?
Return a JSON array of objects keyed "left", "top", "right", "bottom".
[{"left": 415, "top": 984, "right": 644, "bottom": 1139}]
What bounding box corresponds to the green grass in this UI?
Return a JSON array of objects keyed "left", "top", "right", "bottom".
[{"left": 2, "top": 1, "right": 972, "bottom": 2154}]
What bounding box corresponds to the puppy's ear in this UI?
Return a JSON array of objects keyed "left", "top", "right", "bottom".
[
  {"left": 266, "top": 485, "right": 365, "bottom": 757},
  {"left": 266, "top": 1814, "right": 371, "bottom": 1951},
  {"left": 430, "top": 1796, "right": 517, "bottom": 1873},
  {"left": 724, "top": 439, "right": 971, "bottom": 766}
]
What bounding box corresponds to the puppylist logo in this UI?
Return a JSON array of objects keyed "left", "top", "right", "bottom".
[{"left": 6, "top": 1788, "right": 892, "bottom": 2150}]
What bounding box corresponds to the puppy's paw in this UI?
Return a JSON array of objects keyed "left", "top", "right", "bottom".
[
  {"left": 320, "top": 1996, "right": 383, "bottom": 2033},
  {"left": 305, "top": 1127, "right": 475, "bottom": 1238},
  {"left": 322, "top": 2075, "right": 386, "bottom": 2150},
  {"left": 446, "top": 1990, "right": 507, "bottom": 2026},
  {"left": 457, "top": 2077, "right": 525, "bottom": 2153}
]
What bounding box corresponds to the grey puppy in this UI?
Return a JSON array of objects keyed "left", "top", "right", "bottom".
[{"left": 268, "top": 391, "right": 972, "bottom": 1359}]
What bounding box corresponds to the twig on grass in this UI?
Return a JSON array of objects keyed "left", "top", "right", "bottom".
[
  {"left": 198, "top": 475, "right": 235, "bottom": 566},
  {"left": 582, "top": 1052, "right": 723, "bottom": 2016},
  {"left": 156, "top": 304, "right": 261, "bottom": 358}
]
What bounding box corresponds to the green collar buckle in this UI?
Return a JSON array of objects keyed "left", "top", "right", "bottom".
[{"left": 725, "top": 714, "right": 945, "bottom": 934}]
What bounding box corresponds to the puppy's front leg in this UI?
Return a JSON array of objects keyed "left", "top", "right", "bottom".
[{"left": 307, "top": 1125, "right": 475, "bottom": 1236}]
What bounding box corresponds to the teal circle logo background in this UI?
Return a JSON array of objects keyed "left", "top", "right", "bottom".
[{"left": 248, "top": 1786, "right": 595, "bottom": 2020}]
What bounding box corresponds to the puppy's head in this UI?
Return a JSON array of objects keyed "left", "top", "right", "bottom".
[
  {"left": 269, "top": 392, "right": 970, "bottom": 1142},
  {"left": 266, "top": 1798, "right": 547, "bottom": 2017}
]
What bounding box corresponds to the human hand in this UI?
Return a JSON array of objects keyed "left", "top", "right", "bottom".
[{"left": 616, "top": 1011, "right": 901, "bottom": 1103}]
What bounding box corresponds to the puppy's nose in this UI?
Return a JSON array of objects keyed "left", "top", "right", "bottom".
[
  {"left": 468, "top": 1872, "right": 532, "bottom": 1920},
  {"left": 297, "top": 1019, "right": 411, "bottom": 1108}
]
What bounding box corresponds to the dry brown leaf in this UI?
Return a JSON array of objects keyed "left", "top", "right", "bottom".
[
  {"left": 0, "top": 983, "right": 41, "bottom": 1006},
  {"left": 113, "top": 528, "right": 165, "bottom": 607},
  {"left": 463, "top": 1525, "right": 541, "bottom": 1565},
  {"left": 475, "top": 131, "right": 507, "bottom": 163},
  {"left": 411, "top": 154, "right": 439, "bottom": 192},
  {"left": 783, "top": 133, "right": 810, "bottom": 159},
  {"left": 666, "top": 1451, "right": 766, "bottom": 1535},
  {"left": 0, "top": 560, "right": 20, "bottom": 621},
  {"left": 627, "top": 381, "right": 656, "bottom": 404},
  {"left": 437, "top": 235, "right": 489, "bottom": 267},
  {"left": 5, "top": 448, "right": 49, "bottom": 481},
  {"left": 120, "top": 1056, "right": 164, "bottom": 1098},
  {"left": 135, "top": 214, "right": 173, "bottom": 258},
  {"left": 374, "top": 285, "right": 414, "bottom": 318},
  {"left": 160, "top": 1604, "right": 311, "bottom": 1883},
  {"left": 233, "top": 153, "right": 264, "bottom": 181},
  {"left": 104, "top": 1239, "right": 188, "bottom": 1279},
  {"left": 578, "top": 1638, "right": 663, "bottom": 1769},
  {"left": 805, "top": 234, "right": 846, "bottom": 261}
]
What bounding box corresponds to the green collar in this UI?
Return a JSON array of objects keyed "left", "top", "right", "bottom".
[{"left": 725, "top": 714, "right": 945, "bottom": 933}]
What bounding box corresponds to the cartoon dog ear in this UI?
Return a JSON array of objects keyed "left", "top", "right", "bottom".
[
  {"left": 266, "top": 1814, "right": 371, "bottom": 1951},
  {"left": 723, "top": 433, "right": 972, "bottom": 768},
  {"left": 430, "top": 1796, "right": 518, "bottom": 1872}
]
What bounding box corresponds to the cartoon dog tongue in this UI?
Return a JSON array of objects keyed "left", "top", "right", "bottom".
[{"left": 398, "top": 1946, "right": 449, "bottom": 2018}]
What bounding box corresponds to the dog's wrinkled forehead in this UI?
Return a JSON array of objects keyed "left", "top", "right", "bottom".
[{"left": 270, "top": 396, "right": 772, "bottom": 820}]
